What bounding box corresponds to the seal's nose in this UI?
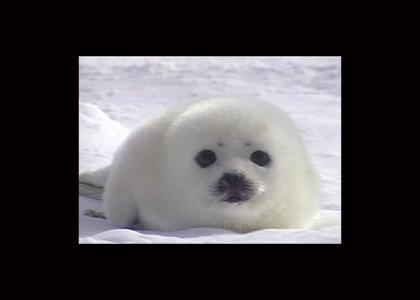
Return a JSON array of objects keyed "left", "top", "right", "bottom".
[{"left": 221, "top": 172, "right": 244, "bottom": 187}]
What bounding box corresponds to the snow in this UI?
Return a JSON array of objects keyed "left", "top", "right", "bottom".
[{"left": 79, "top": 56, "right": 341, "bottom": 244}]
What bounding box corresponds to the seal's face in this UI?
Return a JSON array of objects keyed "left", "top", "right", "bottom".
[
  {"left": 194, "top": 148, "right": 271, "bottom": 203},
  {"left": 165, "top": 126, "right": 278, "bottom": 208},
  {"left": 162, "top": 99, "right": 303, "bottom": 210}
]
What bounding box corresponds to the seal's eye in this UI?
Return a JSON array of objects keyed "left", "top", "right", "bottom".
[
  {"left": 195, "top": 150, "right": 216, "bottom": 168},
  {"left": 250, "top": 150, "right": 271, "bottom": 167}
]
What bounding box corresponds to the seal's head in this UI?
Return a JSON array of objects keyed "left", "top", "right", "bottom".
[{"left": 159, "top": 98, "right": 319, "bottom": 230}]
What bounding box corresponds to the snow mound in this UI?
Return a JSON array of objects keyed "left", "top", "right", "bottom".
[{"left": 79, "top": 102, "right": 128, "bottom": 173}]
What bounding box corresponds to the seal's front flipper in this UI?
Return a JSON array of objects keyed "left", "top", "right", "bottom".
[
  {"left": 84, "top": 209, "right": 106, "bottom": 219},
  {"left": 79, "top": 182, "right": 104, "bottom": 200},
  {"left": 79, "top": 166, "right": 110, "bottom": 200}
]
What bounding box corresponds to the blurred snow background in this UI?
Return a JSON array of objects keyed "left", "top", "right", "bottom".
[{"left": 79, "top": 56, "right": 341, "bottom": 243}]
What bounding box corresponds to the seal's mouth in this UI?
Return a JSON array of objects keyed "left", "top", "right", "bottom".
[
  {"left": 224, "top": 195, "right": 244, "bottom": 203},
  {"left": 221, "top": 191, "right": 251, "bottom": 203}
]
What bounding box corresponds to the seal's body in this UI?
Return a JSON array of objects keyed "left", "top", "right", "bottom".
[{"left": 80, "top": 98, "right": 320, "bottom": 232}]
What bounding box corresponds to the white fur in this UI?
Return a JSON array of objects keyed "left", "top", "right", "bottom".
[{"left": 80, "top": 98, "right": 321, "bottom": 232}]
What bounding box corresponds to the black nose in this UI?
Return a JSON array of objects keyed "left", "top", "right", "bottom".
[{"left": 221, "top": 173, "right": 244, "bottom": 187}]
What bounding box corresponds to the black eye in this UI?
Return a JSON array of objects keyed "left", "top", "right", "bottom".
[
  {"left": 195, "top": 150, "right": 216, "bottom": 168},
  {"left": 250, "top": 151, "right": 271, "bottom": 167}
]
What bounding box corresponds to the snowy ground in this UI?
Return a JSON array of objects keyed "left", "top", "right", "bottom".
[{"left": 79, "top": 56, "right": 341, "bottom": 244}]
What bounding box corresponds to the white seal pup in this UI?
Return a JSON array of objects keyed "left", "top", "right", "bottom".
[{"left": 79, "top": 98, "right": 321, "bottom": 232}]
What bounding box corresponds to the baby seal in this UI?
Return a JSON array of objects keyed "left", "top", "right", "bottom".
[{"left": 79, "top": 98, "right": 320, "bottom": 232}]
